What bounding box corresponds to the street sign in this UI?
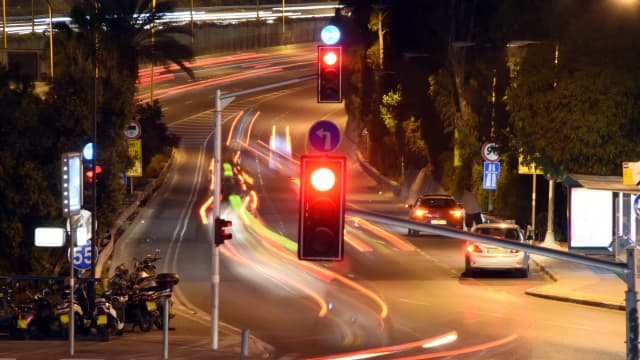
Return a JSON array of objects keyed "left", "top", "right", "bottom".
[
  {"left": 634, "top": 195, "right": 640, "bottom": 217},
  {"left": 483, "top": 161, "right": 500, "bottom": 190},
  {"left": 127, "top": 139, "right": 143, "bottom": 177},
  {"left": 481, "top": 142, "right": 500, "bottom": 162},
  {"left": 69, "top": 240, "right": 98, "bottom": 271},
  {"left": 124, "top": 120, "right": 141, "bottom": 139},
  {"left": 308, "top": 120, "right": 341, "bottom": 153}
]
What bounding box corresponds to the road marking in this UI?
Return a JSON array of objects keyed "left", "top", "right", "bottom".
[{"left": 397, "top": 298, "right": 432, "bottom": 306}]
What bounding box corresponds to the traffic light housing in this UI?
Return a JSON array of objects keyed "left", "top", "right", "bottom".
[
  {"left": 298, "top": 155, "right": 346, "bottom": 261},
  {"left": 317, "top": 46, "right": 342, "bottom": 103},
  {"left": 84, "top": 164, "right": 102, "bottom": 184},
  {"left": 214, "top": 217, "right": 232, "bottom": 247}
]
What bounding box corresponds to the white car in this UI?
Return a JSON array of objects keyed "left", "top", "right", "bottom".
[{"left": 464, "top": 223, "right": 529, "bottom": 277}]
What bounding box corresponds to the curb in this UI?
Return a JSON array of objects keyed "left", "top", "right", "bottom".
[{"left": 526, "top": 256, "right": 625, "bottom": 311}]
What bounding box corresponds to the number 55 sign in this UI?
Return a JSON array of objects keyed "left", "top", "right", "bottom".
[{"left": 68, "top": 241, "right": 98, "bottom": 271}]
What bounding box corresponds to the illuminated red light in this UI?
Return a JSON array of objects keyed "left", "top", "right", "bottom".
[
  {"left": 310, "top": 168, "right": 335, "bottom": 191},
  {"left": 322, "top": 51, "right": 338, "bottom": 66}
]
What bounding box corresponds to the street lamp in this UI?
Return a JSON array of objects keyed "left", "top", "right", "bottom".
[{"left": 46, "top": 0, "right": 53, "bottom": 79}]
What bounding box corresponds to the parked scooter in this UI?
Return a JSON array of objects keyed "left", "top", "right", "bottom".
[
  {"left": 0, "top": 285, "right": 18, "bottom": 338},
  {"left": 53, "top": 283, "right": 91, "bottom": 339},
  {"left": 23, "top": 288, "right": 57, "bottom": 339},
  {"left": 94, "top": 290, "right": 126, "bottom": 341}
]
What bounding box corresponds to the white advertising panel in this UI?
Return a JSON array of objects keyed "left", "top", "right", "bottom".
[
  {"left": 35, "top": 227, "right": 66, "bottom": 247},
  {"left": 570, "top": 188, "right": 612, "bottom": 248}
]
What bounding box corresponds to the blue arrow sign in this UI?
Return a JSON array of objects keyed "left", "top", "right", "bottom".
[
  {"left": 483, "top": 161, "right": 500, "bottom": 190},
  {"left": 308, "top": 120, "right": 342, "bottom": 153}
]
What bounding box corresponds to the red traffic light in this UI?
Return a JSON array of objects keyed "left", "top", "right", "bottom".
[
  {"left": 85, "top": 165, "right": 102, "bottom": 183},
  {"left": 214, "top": 217, "right": 232, "bottom": 247},
  {"left": 310, "top": 167, "right": 336, "bottom": 191},
  {"left": 321, "top": 51, "right": 338, "bottom": 66},
  {"left": 298, "top": 155, "right": 346, "bottom": 261},
  {"left": 317, "top": 46, "right": 342, "bottom": 103}
]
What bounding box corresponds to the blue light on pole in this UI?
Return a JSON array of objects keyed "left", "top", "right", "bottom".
[
  {"left": 320, "top": 25, "right": 340, "bottom": 45},
  {"left": 83, "top": 142, "right": 94, "bottom": 161}
]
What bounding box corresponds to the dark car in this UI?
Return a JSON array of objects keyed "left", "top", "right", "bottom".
[{"left": 407, "top": 194, "right": 463, "bottom": 235}]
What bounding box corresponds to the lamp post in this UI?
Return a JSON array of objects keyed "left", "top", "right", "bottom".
[
  {"left": 2, "top": 0, "right": 7, "bottom": 49},
  {"left": 150, "top": 0, "right": 156, "bottom": 102},
  {"left": 46, "top": 0, "right": 53, "bottom": 79}
]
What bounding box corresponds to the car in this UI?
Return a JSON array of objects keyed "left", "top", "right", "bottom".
[
  {"left": 464, "top": 222, "right": 530, "bottom": 277},
  {"left": 407, "top": 194, "right": 464, "bottom": 235}
]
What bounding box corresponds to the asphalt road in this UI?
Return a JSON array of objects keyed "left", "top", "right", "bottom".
[{"left": 0, "top": 44, "right": 627, "bottom": 359}]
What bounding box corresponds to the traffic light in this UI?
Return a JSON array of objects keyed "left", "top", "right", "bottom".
[
  {"left": 84, "top": 164, "right": 102, "bottom": 184},
  {"left": 214, "top": 217, "right": 232, "bottom": 247},
  {"left": 298, "top": 155, "right": 346, "bottom": 261},
  {"left": 317, "top": 46, "right": 342, "bottom": 103}
]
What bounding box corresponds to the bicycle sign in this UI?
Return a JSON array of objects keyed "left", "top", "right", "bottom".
[{"left": 68, "top": 240, "right": 98, "bottom": 271}]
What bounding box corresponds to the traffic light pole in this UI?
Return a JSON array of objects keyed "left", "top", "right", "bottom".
[
  {"left": 209, "top": 75, "right": 315, "bottom": 351},
  {"left": 211, "top": 89, "right": 222, "bottom": 350}
]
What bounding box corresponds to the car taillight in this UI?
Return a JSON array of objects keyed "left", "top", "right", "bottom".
[
  {"left": 466, "top": 244, "right": 482, "bottom": 253},
  {"left": 414, "top": 209, "right": 428, "bottom": 217},
  {"left": 450, "top": 209, "right": 462, "bottom": 217}
]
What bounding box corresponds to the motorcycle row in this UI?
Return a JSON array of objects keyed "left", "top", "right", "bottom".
[{"left": 0, "top": 251, "right": 179, "bottom": 341}]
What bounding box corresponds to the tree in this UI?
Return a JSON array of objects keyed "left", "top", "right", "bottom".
[
  {"left": 505, "top": 2, "right": 640, "bottom": 178},
  {"left": 0, "top": 66, "right": 61, "bottom": 274},
  {"left": 50, "top": 0, "right": 194, "bottom": 231},
  {"left": 136, "top": 100, "right": 180, "bottom": 175}
]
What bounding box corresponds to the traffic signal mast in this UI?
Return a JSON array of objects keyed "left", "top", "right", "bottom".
[{"left": 298, "top": 155, "right": 346, "bottom": 261}]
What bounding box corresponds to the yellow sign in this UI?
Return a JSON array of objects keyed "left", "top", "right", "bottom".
[
  {"left": 623, "top": 162, "right": 640, "bottom": 186},
  {"left": 518, "top": 153, "right": 543, "bottom": 175},
  {"left": 127, "top": 139, "right": 143, "bottom": 177}
]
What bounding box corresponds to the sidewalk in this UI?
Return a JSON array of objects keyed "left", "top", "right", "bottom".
[
  {"left": 0, "top": 310, "right": 273, "bottom": 360},
  {"left": 525, "top": 241, "right": 627, "bottom": 311}
]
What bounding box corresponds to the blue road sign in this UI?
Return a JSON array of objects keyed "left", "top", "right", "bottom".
[
  {"left": 308, "top": 120, "right": 342, "bottom": 153},
  {"left": 483, "top": 161, "right": 501, "bottom": 190},
  {"left": 634, "top": 195, "right": 640, "bottom": 217},
  {"left": 69, "top": 240, "right": 98, "bottom": 271}
]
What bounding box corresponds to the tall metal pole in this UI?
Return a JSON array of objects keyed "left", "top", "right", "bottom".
[
  {"left": 531, "top": 174, "right": 536, "bottom": 239},
  {"left": 69, "top": 218, "right": 76, "bottom": 356},
  {"left": 543, "top": 179, "right": 556, "bottom": 245},
  {"left": 2, "top": 0, "right": 7, "bottom": 49},
  {"left": 624, "top": 247, "right": 639, "bottom": 360},
  {"left": 211, "top": 89, "right": 222, "bottom": 350},
  {"left": 282, "top": 0, "right": 285, "bottom": 33},
  {"left": 150, "top": 0, "right": 156, "bottom": 102},
  {"left": 48, "top": 2, "right": 53, "bottom": 79},
  {"left": 90, "top": 0, "right": 98, "bottom": 317}
]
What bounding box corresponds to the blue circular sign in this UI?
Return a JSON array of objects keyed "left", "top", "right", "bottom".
[
  {"left": 83, "top": 142, "right": 94, "bottom": 161},
  {"left": 68, "top": 240, "right": 98, "bottom": 271},
  {"left": 308, "top": 120, "right": 342, "bottom": 153},
  {"left": 634, "top": 195, "right": 640, "bottom": 217},
  {"left": 321, "top": 25, "right": 341, "bottom": 45}
]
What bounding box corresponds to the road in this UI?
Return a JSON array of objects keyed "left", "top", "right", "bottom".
[
  {"left": 134, "top": 44, "right": 625, "bottom": 359},
  {"left": 0, "top": 44, "right": 626, "bottom": 359}
]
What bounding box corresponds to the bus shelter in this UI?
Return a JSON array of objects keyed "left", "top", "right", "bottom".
[{"left": 566, "top": 174, "right": 640, "bottom": 259}]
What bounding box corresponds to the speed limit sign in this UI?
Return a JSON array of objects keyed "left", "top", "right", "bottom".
[
  {"left": 481, "top": 142, "right": 501, "bottom": 162},
  {"left": 68, "top": 241, "right": 98, "bottom": 271}
]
